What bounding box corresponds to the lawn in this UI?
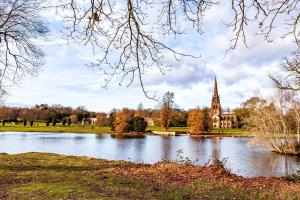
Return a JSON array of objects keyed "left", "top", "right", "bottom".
[
  {"left": 0, "top": 123, "right": 248, "bottom": 136},
  {"left": 0, "top": 152, "right": 299, "bottom": 199},
  {"left": 0, "top": 123, "right": 112, "bottom": 134}
]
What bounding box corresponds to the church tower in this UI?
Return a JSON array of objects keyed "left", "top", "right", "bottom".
[{"left": 211, "top": 77, "right": 221, "bottom": 128}]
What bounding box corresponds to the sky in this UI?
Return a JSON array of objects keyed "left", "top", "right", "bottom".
[{"left": 4, "top": 1, "right": 296, "bottom": 112}]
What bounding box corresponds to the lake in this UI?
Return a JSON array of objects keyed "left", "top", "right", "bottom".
[{"left": 0, "top": 132, "right": 299, "bottom": 177}]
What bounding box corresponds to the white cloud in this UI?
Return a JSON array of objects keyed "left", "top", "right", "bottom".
[{"left": 4, "top": 1, "right": 297, "bottom": 112}]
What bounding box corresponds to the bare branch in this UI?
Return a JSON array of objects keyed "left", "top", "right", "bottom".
[{"left": 0, "top": 0, "right": 48, "bottom": 98}]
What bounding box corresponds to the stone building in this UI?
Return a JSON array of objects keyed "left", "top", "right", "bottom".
[{"left": 211, "top": 77, "right": 237, "bottom": 128}]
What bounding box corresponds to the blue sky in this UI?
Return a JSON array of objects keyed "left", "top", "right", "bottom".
[{"left": 5, "top": 2, "right": 295, "bottom": 112}]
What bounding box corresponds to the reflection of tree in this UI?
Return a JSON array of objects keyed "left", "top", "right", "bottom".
[
  {"left": 132, "top": 138, "right": 145, "bottom": 162},
  {"left": 247, "top": 151, "right": 300, "bottom": 177},
  {"left": 161, "top": 137, "right": 172, "bottom": 161},
  {"left": 210, "top": 137, "right": 221, "bottom": 165},
  {"left": 95, "top": 134, "right": 105, "bottom": 140}
]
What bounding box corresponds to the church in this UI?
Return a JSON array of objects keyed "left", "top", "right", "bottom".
[{"left": 211, "top": 77, "right": 237, "bottom": 128}]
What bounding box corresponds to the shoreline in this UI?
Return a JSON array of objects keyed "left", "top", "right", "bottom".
[
  {"left": 0, "top": 125, "right": 251, "bottom": 137},
  {"left": 0, "top": 152, "right": 299, "bottom": 199}
]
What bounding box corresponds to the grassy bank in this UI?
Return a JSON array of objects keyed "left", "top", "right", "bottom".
[
  {"left": 0, "top": 123, "right": 248, "bottom": 136},
  {"left": 0, "top": 152, "right": 299, "bottom": 199},
  {"left": 0, "top": 124, "right": 113, "bottom": 134}
]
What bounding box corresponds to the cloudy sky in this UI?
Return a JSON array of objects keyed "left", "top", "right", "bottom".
[{"left": 5, "top": 1, "right": 295, "bottom": 112}]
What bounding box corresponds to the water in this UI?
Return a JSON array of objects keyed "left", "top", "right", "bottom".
[{"left": 0, "top": 132, "right": 299, "bottom": 177}]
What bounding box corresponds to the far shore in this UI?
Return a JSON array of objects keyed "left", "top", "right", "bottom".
[{"left": 0, "top": 124, "right": 251, "bottom": 137}]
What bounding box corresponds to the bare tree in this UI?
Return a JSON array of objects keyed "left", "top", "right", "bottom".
[
  {"left": 52, "top": 0, "right": 215, "bottom": 99},
  {"left": 160, "top": 91, "right": 174, "bottom": 130},
  {"left": 2, "top": 0, "right": 298, "bottom": 100},
  {"left": 49, "top": 0, "right": 299, "bottom": 99},
  {"left": 270, "top": 49, "right": 300, "bottom": 91},
  {"left": 248, "top": 90, "right": 300, "bottom": 155},
  {"left": 229, "top": 0, "right": 299, "bottom": 49},
  {"left": 0, "top": 0, "right": 48, "bottom": 99}
]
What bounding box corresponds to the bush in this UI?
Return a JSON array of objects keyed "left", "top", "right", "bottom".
[
  {"left": 46, "top": 120, "right": 50, "bottom": 126},
  {"left": 130, "top": 116, "right": 148, "bottom": 132},
  {"left": 2, "top": 120, "right": 5, "bottom": 127},
  {"left": 52, "top": 119, "right": 57, "bottom": 127},
  {"left": 30, "top": 121, "right": 33, "bottom": 126},
  {"left": 23, "top": 120, "right": 27, "bottom": 127},
  {"left": 67, "top": 118, "right": 71, "bottom": 126},
  {"left": 62, "top": 119, "right": 66, "bottom": 126}
]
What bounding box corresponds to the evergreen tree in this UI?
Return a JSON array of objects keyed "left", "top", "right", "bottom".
[{"left": 130, "top": 116, "right": 148, "bottom": 132}]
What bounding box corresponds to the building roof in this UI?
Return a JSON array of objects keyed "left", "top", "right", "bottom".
[{"left": 213, "top": 76, "right": 219, "bottom": 97}]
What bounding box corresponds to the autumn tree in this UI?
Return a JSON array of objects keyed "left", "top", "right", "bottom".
[
  {"left": 69, "top": 114, "right": 78, "bottom": 124},
  {"left": 19, "top": 108, "right": 36, "bottom": 121},
  {"left": 160, "top": 92, "right": 174, "bottom": 131},
  {"left": 96, "top": 112, "right": 108, "bottom": 126},
  {"left": 169, "top": 108, "right": 188, "bottom": 127},
  {"left": 135, "top": 103, "right": 146, "bottom": 118},
  {"left": 187, "top": 108, "right": 205, "bottom": 135},
  {"left": 114, "top": 108, "right": 134, "bottom": 133}
]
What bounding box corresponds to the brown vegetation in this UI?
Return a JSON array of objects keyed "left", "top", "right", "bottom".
[
  {"left": 96, "top": 112, "right": 108, "bottom": 126},
  {"left": 160, "top": 92, "right": 174, "bottom": 131},
  {"left": 187, "top": 108, "right": 205, "bottom": 135},
  {"left": 248, "top": 90, "right": 300, "bottom": 155},
  {"left": 114, "top": 108, "right": 134, "bottom": 133},
  {"left": 1, "top": 152, "right": 300, "bottom": 199}
]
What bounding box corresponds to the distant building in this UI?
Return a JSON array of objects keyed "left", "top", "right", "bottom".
[
  {"left": 211, "top": 77, "right": 237, "bottom": 128},
  {"left": 145, "top": 117, "right": 155, "bottom": 126},
  {"left": 81, "top": 117, "right": 97, "bottom": 125},
  {"left": 90, "top": 118, "right": 97, "bottom": 125}
]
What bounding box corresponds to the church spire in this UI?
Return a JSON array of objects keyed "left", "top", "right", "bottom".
[{"left": 213, "top": 76, "right": 219, "bottom": 97}]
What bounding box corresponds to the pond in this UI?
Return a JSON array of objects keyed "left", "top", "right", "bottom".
[{"left": 0, "top": 132, "right": 299, "bottom": 178}]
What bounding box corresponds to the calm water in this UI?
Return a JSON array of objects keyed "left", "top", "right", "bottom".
[{"left": 0, "top": 132, "right": 299, "bottom": 177}]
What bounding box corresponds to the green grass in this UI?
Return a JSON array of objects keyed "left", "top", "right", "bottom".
[
  {"left": 0, "top": 123, "right": 248, "bottom": 136},
  {"left": 0, "top": 152, "right": 298, "bottom": 199},
  {"left": 147, "top": 126, "right": 248, "bottom": 135},
  {"left": 0, "top": 123, "right": 112, "bottom": 134}
]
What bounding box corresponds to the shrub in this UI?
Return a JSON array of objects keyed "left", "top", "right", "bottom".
[
  {"left": 2, "top": 120, "right": 5, "bottom": 127},
  {"left": 30, "top": 121, "right": 33, "bottom": 126},
  {"left": 23, "top": 120, "right": 27, "bottom": 126},
  {"left": 67, "top": 118, "right": 71, "bottom": 126},
  {"left": 62, "top": 119, "right": 66, "bottom": 126},
  {"left": 52, "top": 119, "right": 57, "bottom": 127},
  {"left": 130, "top": 116, "right": 148, "bottom": 132},
  {"left": 46, "top": 120, "right": 50, "bottom": 126}
]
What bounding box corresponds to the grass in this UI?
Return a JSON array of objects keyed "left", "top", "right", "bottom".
[
  {"left": 0, "top": 123, "right": 249, "bottom": 136},
  {"left": 0, "top": 123, "right": 112, "bottom": 134},
  {"left": 0, "top": 152, "right": 299, "bottom": 199}
]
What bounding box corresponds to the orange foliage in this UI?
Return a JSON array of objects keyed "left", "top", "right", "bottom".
[
  {"left": 187, "top": 108, "right": 204, "bottom": 135},
  {"left": 114, "top": 108, "right": 134, "bottom": 133}
]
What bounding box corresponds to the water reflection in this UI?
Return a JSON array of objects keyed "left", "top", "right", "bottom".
[{"left": 0, "top": 132, "right": 299, "bottom": 177}]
